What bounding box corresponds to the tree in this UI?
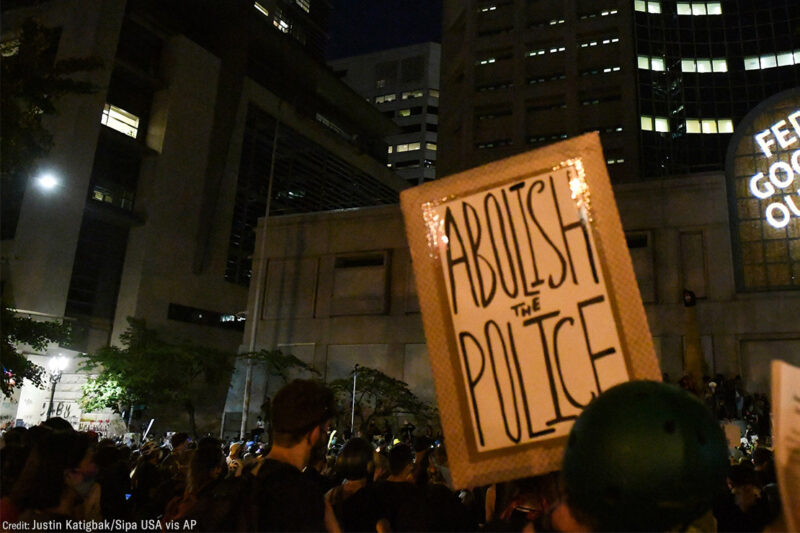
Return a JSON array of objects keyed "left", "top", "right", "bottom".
[
  {"left": 329, "top": 366, "right": 436, "bottom": 435},
  {"left": 1, "top": 306, "right": 72, "bottom": 398},
  {"left": 1, "top": 18, "right": 102, "bottom": 237},
  {"left": 80, "top": 318, "right": 236, "bottom": 437}
]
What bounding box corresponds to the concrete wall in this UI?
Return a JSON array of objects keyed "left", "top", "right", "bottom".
[{"left": 228, "top": 173, "right": 800, "bottom": 429}]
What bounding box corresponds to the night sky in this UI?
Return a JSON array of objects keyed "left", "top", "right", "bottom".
[{"left": 326, "top": 0, "right": 443, "bottom": 60}]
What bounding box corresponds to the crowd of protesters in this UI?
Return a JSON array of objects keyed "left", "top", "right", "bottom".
[{"left": 0, "top": 377, "right": 786, "bottom": 532}]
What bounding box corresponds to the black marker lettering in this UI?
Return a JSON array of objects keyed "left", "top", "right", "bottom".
[{"left": 444, "top": 207, "right": 478, "bottom": 314}]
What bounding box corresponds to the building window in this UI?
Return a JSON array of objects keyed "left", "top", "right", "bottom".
[
  {"left": 100, "top": 103, "right": 139, "bottom": 138},
  {"left": 580, "top": 9, "right": 618, "bottom": 19},
  {"left": 579, "top": 37, "right": 619, "bottom": 48},
  {"left": 402, "top": 89, "right": 424, "bottom": 99},
  {"left": 681, "top": 58, "right": 727, "bottom": 73},
  {"left": 677, "top": 2, "right": 722, "bottom": 15},
  {"left": 387, "top": 146, "right": 393, "bottom": 154},
  {"left": 638, "top": 55, "right": 665, "bottom": 71},
  {"left": 429, "top": 89, "right": 440, "bottom": 99},
  {"left": 477, "top": 57, "right": 496, "bottom": 65},
  {"left": 425, "top": 142, "right": 437, "bottom": 151},
  {"left": 685, "top": 118, "right": 733, "bottom": 134},
  {"left": 479, "top": 4, "right": 497, "bottom": 12},
  {"left": 295, "top": 0, "right": 310, "bottom": 12},
  {"left": 744, "top": 51, "right": 800, "bottom": 70},
  {"left": 549, "top": 18, "right": 565, "bottom": 25},
  {"left": 527, "top": 45, "right": 565, "bottom": 57},
  {"left": 641, "top": 115, "right": 670, "bottom": 132},
  {"left": 375, "top": 93, "right": 396, "bottom": 104},
  {"left": 635, "top": 1, "right": 661, "bottom": 13},
  {"left": 477, "top": 139, "right": 512, "bottom": 149}
]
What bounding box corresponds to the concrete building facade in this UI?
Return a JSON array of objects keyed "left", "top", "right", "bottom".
[{"left": 1, "top": 0, "right": 406, "bottom": 433}]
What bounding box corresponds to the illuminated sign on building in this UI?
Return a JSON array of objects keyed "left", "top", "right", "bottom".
[
  {"left": 748, "top": 110, "right": 800, "bottom": 228},
  {"left": 726, "top": 88, "right": 800, "bottom": 291}
]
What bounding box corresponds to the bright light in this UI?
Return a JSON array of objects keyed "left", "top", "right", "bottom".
[
  {"left": 48, "top": 355, "right": 68, "bottom": 374},
  {"left": 37, "top": 174, "right": 59, "bottom": 191}
]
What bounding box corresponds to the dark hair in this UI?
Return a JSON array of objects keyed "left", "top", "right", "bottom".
[
  {"left": 388, "top": 444, "right": 413, "bottom": 476},
  {"left": 187, "top": 437, "right": 224, "bottom": 493},
  {"left": 336, "top": 438, "right": 374, "bottom": 481},
  {"left": 171, "top": 432, "right": 190, "bottom": 449},
  {"left": 11, "top": 430, "right": 93, "bottom": 511},
  {"left": 271, "top": 380, "right": 335, "bottom": 446}
]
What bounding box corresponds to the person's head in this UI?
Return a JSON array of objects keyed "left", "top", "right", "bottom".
[
  {"left": 373, "top": 449, "right": 390, "bottom": 482},
  {"left": 560, "top": 380, "right": 728, "bottom": 532},
  {"left": 188, "top": 437, "right": 225, "bottom": 493},
  {"left": 336, "top": 437, "right": 374, "bottom": 481},
  {"left": 11, "top": 430, "right": 95, "bottom": 511},
  {"left": 271, "top": 379, "right": 335, "bottom": 450},
  {"left": 388, "top": 443, "right": 414, "bottom": 480},
  {"left": 171, "top": 432, "right": 190, "bottom": 452}
]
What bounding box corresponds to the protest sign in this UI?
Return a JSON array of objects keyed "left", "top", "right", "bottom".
[
  {"left": 400, "top": 133, "right": 661, "bottom": 488},
  {"left": 771, "top": 360, "right": 800, "bottom": 532}
]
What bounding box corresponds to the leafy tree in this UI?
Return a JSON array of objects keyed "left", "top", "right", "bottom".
[
  {"left": 329, "top": 366, "right": 435, "bottom": 435},
  {"left": 1, "top": 18, "right": 102, "bottom": 237},
  {"left": 80, "top": 319, "right": 236, "bottom": 437},
  {"left": 1, "top": 306, "right": 72, "bottom": 398}
]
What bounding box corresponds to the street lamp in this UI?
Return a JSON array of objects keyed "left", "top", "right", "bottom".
[
  {"left": 35, "top": 172, "right": 60, "bottom": 192},
  {"left": 46, "top": 355, "right": 68, "bottom": 419}
]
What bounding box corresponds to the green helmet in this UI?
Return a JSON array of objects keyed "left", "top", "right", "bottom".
[{"left": 562, "top": 380, "right": 728, "bottom": 531}]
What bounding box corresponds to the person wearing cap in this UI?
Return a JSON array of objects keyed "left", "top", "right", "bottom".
[{"left": 245, "top": 379, "right": 340, "bottom": 532}]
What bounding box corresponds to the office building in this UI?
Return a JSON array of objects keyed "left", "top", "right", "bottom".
[
  {"left": 0, "top": 0, "right": 405, "bottom": 431},
  {"left": 440, "top": 0, "right": 800, "bottom": 181},
  {"left": 330, "top": 43, "right": 441, "bottom": 185}
]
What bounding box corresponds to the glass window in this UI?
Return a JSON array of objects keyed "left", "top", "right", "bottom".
[
  {"left": 701, "top": 119, "right": 717, "bottom": 134},
  {"left": 696, "top": 59, "right": 712, "bottom": 73},
  {"left": 408, "top": 142, "right": 421, "bottom": 151},
  {"left": 634, "top": 0, "right": 646, "bottom": 12},
  {"left": 760, "top": 55, "right": 777, "bottom": 69},
  {"left": 429, "top": 89, "right": 440, "bottom": 98},
  {"left": 718, "top": 119, "right": 734, "bottom": 133},
  {"left": 777, "top": 52, "right": 794, "bottom": 66},
  {"left": 795, "top": 51, "right": 800, "bottom": 63},
  {"left": 706, "top": 2, "right": 722, "bottom": 14},
  {"left": 254, "top": 1, "right": 270, "bottom": 17},
  {"left": 426, "top": 142, "right": 437, "bottom": 151},
  {"left": 638, "top": 55, "right": 650, "bottom": 69},
  {"left": 682, "top": 59, "right": 696, "bottom": 72},
  {"left": 744, "top": 56, "right": 760, "bottom": 70},
  {"left": 387, "top": 146, "right": 393, "bottom": 154},
  {"left": 648, "top": 1, "right": 661, "bottom": 13},
  {"left": 101, "top": 103, "right": 139, "bottom": 138},
  {"left": 686, "top": 119, "right": 701, "bottom": 133},
  {"left": 712, "top": 58, "right": 727, "bottom": 72},
  {"left": 651, "top": 57, "right": 665, "bottom": 71},
  {"left": 402, "top": 89, "right": 424, "bottom": 99},
  {"left": 691, "top": 3, "right": 706, "bottom": 15},
  {"left": 398, "top": 109, "right": 411, "bottom": 117},
  {"left": 641, "top": 116, "right": 654, "bottom": 131},
  {"left": 295, "top": 0, "right": 310, "bottom": 12},
  {"left": 655, "top": 117, "right": 670, "bottom": 132},
  {"left": 677, "top": 2, "right": 691, "bottom": 14}
]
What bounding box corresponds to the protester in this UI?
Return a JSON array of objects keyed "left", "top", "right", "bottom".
[
  {"left": 326, "top": 437, "right": 378, "bottom": 531},
  {"left": 244, "top": 379, "right": 340, "bottom": 531}
]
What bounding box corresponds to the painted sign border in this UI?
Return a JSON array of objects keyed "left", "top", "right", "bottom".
[{"left": 400, "top": 133, "right": 661, "bottom": 489}]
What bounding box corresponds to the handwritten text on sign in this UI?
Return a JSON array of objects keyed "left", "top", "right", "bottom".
[{"left": 427, "top": 164, "right": 629, "bottom": 452}]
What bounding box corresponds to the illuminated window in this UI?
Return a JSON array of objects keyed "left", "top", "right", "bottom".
[
  {"left": 398, "top": 109, "right": 411, "bottom": 117},
  {"left": 580, "top": 37, "right": 619, "bottom": 48},
  {"left": 641, "top": 116, "right": 654, "bottom": 131},
  {"left": 685, "top": 118, "right": 733, "bottom": 134},
  {"left": 634, "top": 0, "right": 646, "bottom": 11},
  {"left": 408, "top": 142, "right": 421, "bottom": 151},
  {"left": 387, "top": 146, "right": 393, "bottom": 154},
  {"left": 101, "top": 103, "right": 139, "bottom": 138},
  {"left": 429, "top": 89, "right": 440, "bottom": 98},
  {"left": 638, "top": 55, "right": 665, "bottom": 71},
  {"left": 480, "top": 5, "right": 497, "bottom": 12},
  {"left": 274, "top": 16, "right": 290, "bottom": 33},
  {"left": 648, "top": 1, "right": 661, "bottom": 13},
  {"left": 295, "top": 0, "right": 310, "bottom": 12},
  {"left": 677, "top": 2, "right": 722, "bottom": 15},
  {"left": 254, "top": 1, "right": 269, "bottom": 17},
  {"left": 717, "top": 119, "right": 734, "bottom": 133},
  {"left": 744, "top": 51, "right": 800, "bottom": 70},
  {"left": 527, "top": 46, "right": 565, "bottom": 57},
  {"left": 655, "top": 117, "right": 670, "bottom": 132},
  {"left": 397, "top": 143, "right": 409, "bottom": 152},
  {"left": 402, "top": 89, "right": 424, "bottom": 99},
  {"left": 634, "top": 1, "right": 661, "bottom": 13},
  {"left": 426, "top": 142, "right": 437, "bottom": 151},
  {"left": 682, "top": 58, "right": 727, "bottom": 72},
  {"left": 549, "top": 19, "right": 565, "bottom": 25},
  {"left": 375, "top": 93, "right": 396, "bottom": 104}
]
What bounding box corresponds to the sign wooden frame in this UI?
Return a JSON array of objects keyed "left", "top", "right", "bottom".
[{"left": 401, "top": 134, "right": 661, "bottom": 489}]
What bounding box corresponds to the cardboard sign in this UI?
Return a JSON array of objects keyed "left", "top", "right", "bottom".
[
  {"left": 770, "top": 360, "right": 800, "bottom": 532},
  {"left": 401, "top": 134, "right": 661, "bottom": 488}
]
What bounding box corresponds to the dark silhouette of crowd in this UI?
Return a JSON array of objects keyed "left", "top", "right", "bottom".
[{"left": 0, "top": 378, "right": 786, "bottom": 532}]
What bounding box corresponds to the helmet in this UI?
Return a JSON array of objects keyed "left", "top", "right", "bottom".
[{"left": 562, "top": 380, "right": 728, "bottom": 532}]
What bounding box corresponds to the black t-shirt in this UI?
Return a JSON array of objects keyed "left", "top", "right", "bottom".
[
  {"left": 250, "top": 459, "right": 327, "bottom": 531},
  {"left": 369, "top": 480, "right": 427, "bottom": 532}
]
